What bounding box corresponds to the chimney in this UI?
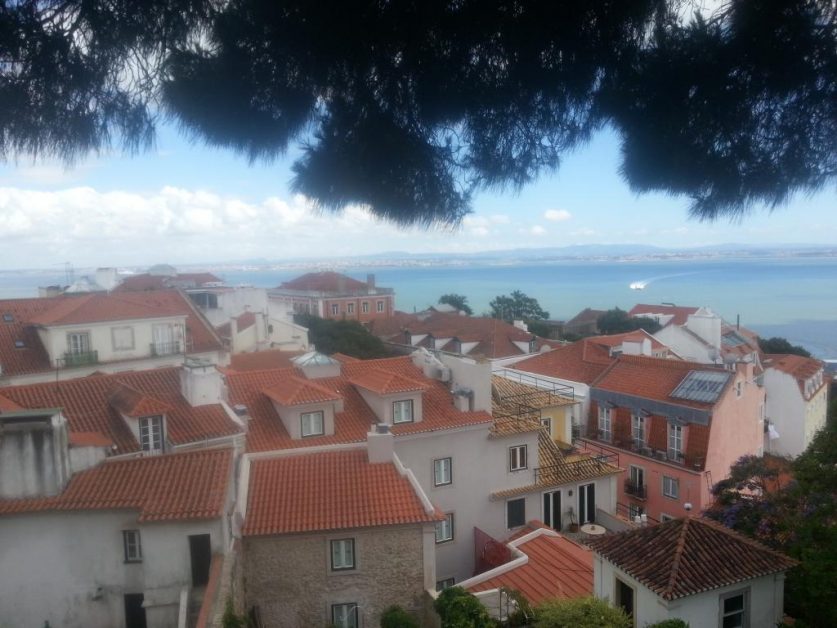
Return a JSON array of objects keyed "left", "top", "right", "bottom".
[
  {"left": 180, "top": 358, "right": 224, "bottom": 407},
  {"left": 453, "top": 388, "right": 474, "bottom": 412},
  {"left": 229, "top": 315, "right": 239, "bottom": 353},
  {"left": 367, "top": 424, "right": 394, "bottom": 463},
  {"left": 95, "top": 267, "right": 119, "bottom": 291},
  {"left": 367, "top": 273, "right": 376, "bottom": 293},
  {"left": 0, "top": 411, "right": 71, "bottom": 498}
]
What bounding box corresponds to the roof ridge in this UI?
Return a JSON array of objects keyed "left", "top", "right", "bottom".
[
  {"left": 663, "top": 518, "right": 691, "bottom": 599},
  {"left": 696, "top": 517, "right": 800, "bottom": 563}
]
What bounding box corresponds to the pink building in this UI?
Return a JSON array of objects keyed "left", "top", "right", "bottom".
[{"left": 583, "top": 355, "right": 764, "bottom": 522}]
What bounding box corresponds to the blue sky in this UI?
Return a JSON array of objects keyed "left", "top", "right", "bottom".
[{"left": 0, "top": 122, "right": 834, "bottom": 270}]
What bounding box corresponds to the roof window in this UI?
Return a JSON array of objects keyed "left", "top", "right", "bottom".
[
  {"left": 2, "top": 313, "right": 13, "bottom": 323},
  {"left": 14, "top": 340, "right": 25, "bottom": 348}
]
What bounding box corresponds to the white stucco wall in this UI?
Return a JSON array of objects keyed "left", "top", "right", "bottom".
[
  {"left": 0, "top": 510, "right": 226, "bottom": 628},
  {"left": 654, "top": 325, "right": 716, "bottom": 364},
  {"left": 764, "top": 368, "right": 828, "bottom": 457}
]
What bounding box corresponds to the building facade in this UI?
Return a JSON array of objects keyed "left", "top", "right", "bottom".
[{"left": 270, "top": 271, "right": 395, "bottom": 322}]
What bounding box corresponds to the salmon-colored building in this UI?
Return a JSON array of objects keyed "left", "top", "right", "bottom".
[
  {"left": 583, "top": 355, "right": 765, "bottom": 522},
  {"left": 270, "top": 271, "right": 395, "bottom": 322}
]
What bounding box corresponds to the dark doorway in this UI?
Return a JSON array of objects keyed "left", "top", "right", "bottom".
[
  {"left": 543, "top": 490, "right": 562, "bottom": 530},
  {"left": 124, "top": 593, "right": 147, "bottom": 628},
  {"left": 615, "top": 577, "right": 635, "bottom": 624},
  {"left": 578, "top": 482, "right": 596, "bottom": 524},
  {"left": 189, "top": 534, "right": 212, "bottom": 587}
]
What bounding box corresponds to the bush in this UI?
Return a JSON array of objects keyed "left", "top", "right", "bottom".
[
  {"left": 647, "top": 620, "right": 690, "bottom": 628},
  {"left": 533, "top": 597, "right": 631, "bottom": 628},
  {"left": 380, "top": 605, "right": 419, "bottom": 628},
  {"left": 433, "top": 587, "right": 494, "bottom": 628}
]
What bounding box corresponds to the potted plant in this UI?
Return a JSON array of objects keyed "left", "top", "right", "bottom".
[{"left": 566, "top": 507, "right": 579, "bottom": 532}]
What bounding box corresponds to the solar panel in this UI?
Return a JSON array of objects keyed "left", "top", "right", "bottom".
[{"left": 671, "top": 370, "right": 730, "bottom": 403}]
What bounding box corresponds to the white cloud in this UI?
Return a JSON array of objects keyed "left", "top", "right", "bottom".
[
  {"left": 570, "top": 228, "right": 599, "bottom": 237},
  {"left": 544, "top": 208, "right": 572, "bottom": 222},
  {"left": 530, "top": 225, "right": 547, "bottom": 236}
]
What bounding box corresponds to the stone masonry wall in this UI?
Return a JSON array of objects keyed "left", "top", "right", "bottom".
[{"left": 244, "top": 525, "right": 426, "bottom": 627}]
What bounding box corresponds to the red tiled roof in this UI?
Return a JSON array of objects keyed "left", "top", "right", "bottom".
[
  {"left": 513, "top": 339, "right": 615, "bottom": 384},
  {"left": 0, "top": 367, "right": 242, "bottom": 454},
  {"left": 264, "top": 376, "right": 342, "bottom": 406},
  {"left": 588, "top": 329, "right": 668, "bottom": 352},
  {"left": 243, "top": 449, "right": 439, "bottom": 535},
  {"left": 588, "top": 517, "right": 798, "bottom": 600},
  {"left": 278, "top": 271, "right": 370, "bottom": 293},
  {"left": 564, "top": 308, "right": 606, "bottom": 327},
  {"left": 593, "top": 354, "right": 730, "bottom": 410},
  {"left": 109, "top": 382, "right": 172, "bottom": 417},
  {"left": 225, "top": 349, "right": 304, "bottom": 373},
  {"left": 629, "top": 304, "right": 699, "bottom": 327},
  {"left": 215, "top": 311, "right": 257, "bottom": 339},
  {"left": 0, "top": 448, "right": 233, "bottom": 521},
  {"left": 0, "top": 291, "right": 223, "bottom": 376},
  {"left": 349, "top": 369, "right": 430, "bottom": 395},
  {"left": 116, "top": 272, "right": 222, "bottom": 292},
  {"left": 765, "top": 353, "right": 826, "bottom": 398},
  {"left": 467, "top": 529, "right": 593, "bottom": 604},
  {"left": 68, "top": 431, "right": 114, "bottom": 448},
  {"left": 0, "top": 392, "right": 23, "bottom": 411},
  {"left": 226, "top": 356, "right": 493, "bottom": 453}
]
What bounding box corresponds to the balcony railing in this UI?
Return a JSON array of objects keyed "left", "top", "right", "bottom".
[
  {"left": 62, "top": 350, "right": 98, "bottom": 368},
  {"left": 150, "top": 341, "right": 182, "bottom": 357},
  {"left": 616, "top": 502, "right": 659, "bottom": 526},
  {"left": 624, "top": 480, "right": 647, "bottom": 500},
  {"left": 534, "top": 453, "right": 618, "bottom": 485}
]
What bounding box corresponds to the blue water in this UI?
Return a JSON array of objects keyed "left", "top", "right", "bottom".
[{"left": 2, "top": 257, "right": 836, "bottom": 357}]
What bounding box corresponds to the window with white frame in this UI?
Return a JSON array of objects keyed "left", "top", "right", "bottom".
[
  {"left": 362, "top": 301, "right": 369, "bottom": 313},
  {"left": 376, "top": 300, "right": 384, "bottom": 312},
  {"left": 331, "top": 603, "right": 358, "bottom": 628},
  {"left": 330, "top": 539, "right": 355, "bottom": 571},
  {"left": 300, "top": 411, "right": 325, "bottom": 437},
  {"left": 435, "top": 513, "right": 454, "bottom": 543},
  {"left": 509, "top": 445, "right": 528, "bottom": 471},
  {"left": 598, "top": 406, "right": 612, "bottom": 442},
  {"left": 719, "top": 589, "right": 749, "bottom": 628},
  {"left": 668, "top": 423, "right": 683, "bottom": 460},
  {"left": 347, "top": 302, "right": 355, "bottom": 314},
  {"left": 434, "top": 457, "right": 452, "bottom": 486},
  {"left": 67, "top": 331, "right": 91, "bottom": 354},
  {"left": 436, "top": 577, "right": 455, "bottom": 591},
  {"left": 631, "top": 413, "right": 646, "bottom": 447},
  {"left": 139, "top": 415, "right": 163, "bottom": 454},
  {"left": 507, "top": 497, "right": 526, "bottom": 528},
  {"left": 123, "top": 530, "right": 142, "bottom": 562},
  {"left": 662, "top": 476, "right": 680, "bottom": 499},
  {"left": 111, "top": 326, "right": 135, "bottom": 351},
  {"left": 392, "top": 399, "right": 414, "bottom": 424},
  {"left": 331, "top": 304, "right": 339, "bottom": 316}
]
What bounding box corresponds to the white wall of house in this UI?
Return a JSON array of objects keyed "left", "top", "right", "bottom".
[
  {"left": 0, "top": 511, "right": 227, "bottom": 628},
  {"left": 763, "top": 369, "right": 828, "bottom": 457},
  {"left": 594, "top": 556, "right": 786, "bottom": 628},
  {"left": 654, "top": 325, "right": 717, "bottom": 364},
  {"left": 500, "top": 368, "right": 590, "bottom": 430}
]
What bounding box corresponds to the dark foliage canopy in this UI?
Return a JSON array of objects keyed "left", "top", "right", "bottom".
[
  {"left": 294, "top": 313, "right": 390, "bottom": 359},
  {"left": 438, "top": 293, "right": 473, "bottom": 315},
  {"left": 1, "top": 1, "right": 835, "bottom": 224},
  {"left": 489, "top": 290, "right": 549, "bottom": 321},
  {"left": 758, "top": 336, "right": 812, "bottom": 357},
  {"left": 597, "top": 307, "right": 662, "bottom": 335}
]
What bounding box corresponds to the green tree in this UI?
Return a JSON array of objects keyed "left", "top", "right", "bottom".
[
  {"left": 438, "top": 294, "right": 473, "bottom": 315},
  {"left": 433, "top": 587, "right": 494, "bottom": 628},
  {"left": 380, "top": 605, "right": 419, "bottom": 628},
  {"left": 647, "top": 621, "right": 689, "bottom": 628},
  {"left": 489, "top": 291, "right": 549, "bottom": 322},
  {"left": 596, "top": 308, "right": 661, "bottom": 335},
  {"left": 2, "top": 2, "right": 834, "bottom": 224},
  {"left": 296, "top": 314, "right": 391, "bottom": 359},
  {"left": 533, "top": 597, "right": 631, "bottom": 628},
  {"left": 758, "top": 337, "right": 812, "bottom": 357},
  {"left": 706, "top": 422, "right": 837, "bottom": 627}
]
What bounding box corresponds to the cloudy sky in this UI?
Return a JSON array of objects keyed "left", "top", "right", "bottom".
[{"left": 0, "top": 122, "right": 834, "bottom": 270}]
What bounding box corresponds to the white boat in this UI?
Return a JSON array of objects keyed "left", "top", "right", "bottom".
[{"left": 630, "top": 281, "right": 647, "bottom": 290}]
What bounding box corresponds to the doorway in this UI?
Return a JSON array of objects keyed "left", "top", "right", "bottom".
[
  {"left": 578, "top": 483, "right": 596, "bottom": 524},
  {"left": 615, "top": 577, "right": 635, "bottom": 625},
  {"left": 124, "top": 593, "right": 147, "bottom": 628},
  {"left": 543, "top": 490, "right": 562, "bottom": 530},
  {"left": 189, "top": 534, "right": 212, "bottom": 587}
]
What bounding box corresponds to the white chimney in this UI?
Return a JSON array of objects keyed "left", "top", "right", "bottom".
[
  {"left": 367, "top": 424, "right": 394, "bottom": 463},
  {"left": 95, "top": 267, "right": 120, "bottom": 291},
  {"left": 180, "top": 358, "right": 224, "bottom": 407}
]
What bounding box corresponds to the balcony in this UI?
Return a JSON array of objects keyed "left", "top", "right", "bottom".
[
  {"left": 150, "top": 341, "right": 182, "bottom": 357},
  {"left": 62, "top": 350, "right": 98, "bottom": 368},
  {"left": 624, "top": 479, "right": 647, "bottom": 500},
  {"left": 534, "top": 453, "right": 619, "bottom": 485}
]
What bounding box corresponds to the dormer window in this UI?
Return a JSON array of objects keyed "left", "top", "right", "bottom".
[
  {"left": 14, "top": 339, "right": 25, "bottom": 349},
  {"left": 139, "top": 415, "right": 164, "bottom": 454},
  {"left": 393, "top": 399, "right": 414, "bottom": 424},
  {"left": 2, "top": 313, "right": 13, "bottom": 322},
  {"left": 301, "top": 410, "right": 325, "bottom": 437}
]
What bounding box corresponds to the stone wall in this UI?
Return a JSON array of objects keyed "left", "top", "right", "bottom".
[{"left": 244, "top": 525, "right": 427, "bottom": 627}]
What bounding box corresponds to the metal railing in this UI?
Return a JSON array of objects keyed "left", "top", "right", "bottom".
[
  {"left": 150, "top": 341, "right": 182, "bottom": 357},
  {"left": 616, "top": 502, "right": 659, "bottom": 526},
  {"left": 494, "top": 369, "right": 576, "bottom": 401},
  {"left": 534, "top": 453, "right": 618, "bottom": 484},
  {"left": 61, "top": 350, "right": 98, "bottom": 367},
  {"left": 624, "top": 480, "right": 647, "bottom": 499}
]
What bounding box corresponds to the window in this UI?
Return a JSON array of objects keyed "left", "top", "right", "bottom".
[
  {"left": 628, "top": 465, "right": 645, "bottom": 498},
  {"left": 434, "top": 457, "right": 452, "bottom": 486},
  {"left": 628, "top": 503, "right": 644, "bottom": 520},
  {"left": 393, "top": 399, "right": 414, "bottom": 424},
  {"left": 67, "top": 331, "right": 91, "bottom": 355},
  {"left": 435, "top": 513, "right": 454, "bottom": 543},
  {"left": 736, "top": 381, "right": 743, "bottom": 398},
  {"left": 123, "top": 530, "right": 142, "bottom": 562},
  {"left": 668, "top": 424, "right": 683, "bottom": 460},
  {"left": 509, "top": 445, "right": 528, "bottom": 471},
  {"left": 362, "top": 301, "right": 369, "bottom": 313},
  {"left": 598, "top": 406, "right": 612, "bottom": 442},
  {"left": 347, "top": 302, "right": 355, "bottom": 314},
  {"left": 540, "top": 416, "right": 552, "bottom": 433},
  {"left": 660, "top": 513, "right": 675, "bottom": 522},
  {"left": 436, "top": 577, "right": 456, "bottom": 591},
  {"left": 14, "top": 339, "right": 25, "bottom": 348},
  {"left": 507, "top": 498, "right": 526, "bottom": 528},
  {"left": 330, "top": 539, "right": 355, "bottom": 571},
  {"left": 111, "top": 326, "right": 135, "bottom": 351},
  {"left": 2, "top": 313, "right": 13, "bottom": 322},
  {"left": 631, "top": 413, "right": 646, "bottom": 447},
  {"left": 663, "top": 476, "right": 680, "bottom": 499},
  {"left": 331, "top": 603, "right": 358, "bottom": 628},
  {"left": 301, "top": 411, "right": 324, "bottom": 437},
  {"left": 139, "top": 415, "right": 163, "bottom": 454},
  {"left": 719, "top": 589, "right": 749, "bottom": 628},
  {"left": 331, "top": 304, "right": 339, "bottom": 316},
  {"left": 376, "top": 300, "right": 384, "bottom": 312}
]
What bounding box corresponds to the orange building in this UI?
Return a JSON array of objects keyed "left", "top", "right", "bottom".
[{"left": 270, "top": 271, "right": 395, "bottom": 322}]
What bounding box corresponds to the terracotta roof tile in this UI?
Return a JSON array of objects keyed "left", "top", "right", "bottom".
[
  {"left": 108, "top": 382, "right": 172, "bottom": 417},
  {"left": 225, "top": 349, "right": 304, "bottom": 373},
  {"left": 243, "top": 449, "right": 439, "bottom": 535},
  {"left": 0, "top": 367, "right": 242, "bottom": 454},
  {"left": 513, "top": 339, "right": 615, "bottom": 384},
  {"left": 349, "top": 369, "right": 430, "bottom": 395},
  {"left": 629, "top": 304, "right": 700, "bottom": 327},
  {"left": 765, "top": 353, "right": 825, "bottom": 397},
  {"left": 278, "top": 271, "right": 371, "bottom": 293},
  {"left": 264, "top": 376, "right": 343, "bottom": 406},
  {"left": 68, "top": 431, "right": 114, "bottom": 448},
  {"left": 467, "top": 530, "right": 593, "bottom": 604},
  {"left": 226, "top": 356, "right": 493, "bottom": 453},
  {"left": 116, "top": 272, "right": 222, "bottom": 292},
  {"left": 588, "top": 329, "right": 668, "bottom": 352},
  {"left": 0, "top": 448, "right": 233, "bottom": 521},
  {"left": 588, "top": 517, "right": 798, "bottom": 600}
]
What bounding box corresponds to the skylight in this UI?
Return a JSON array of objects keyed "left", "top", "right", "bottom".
[
  {"left": 2, "top": 313, "right": 13, "bottom": 323},
  {"left": 670, "top": 370, "right": 730, "bottom": 403}
]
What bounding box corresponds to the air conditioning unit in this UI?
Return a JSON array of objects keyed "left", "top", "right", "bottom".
[
  {"left": 640, "top": 447, "right": 653, "bottom": 457},
  {"left": 655, "top": 450, "right": 668, "bottom": 461}
]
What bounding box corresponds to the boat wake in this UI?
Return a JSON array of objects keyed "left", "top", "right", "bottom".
[{"left": 628, "top": 272, "right": 697, "bottom": 291}]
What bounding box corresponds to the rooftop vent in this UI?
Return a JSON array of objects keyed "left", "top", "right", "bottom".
[{"left": 233, "top": 404, "right": 248, "bottom": 417}]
